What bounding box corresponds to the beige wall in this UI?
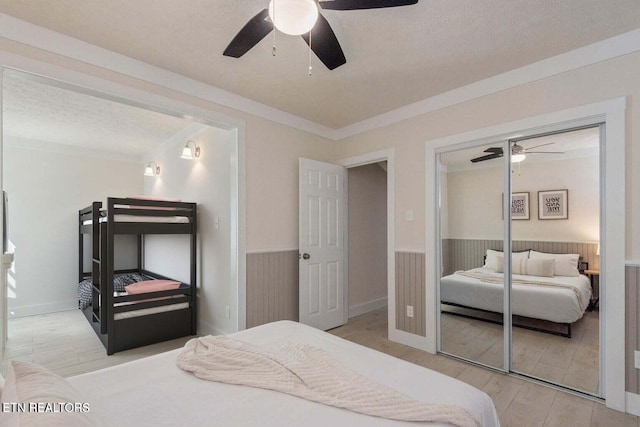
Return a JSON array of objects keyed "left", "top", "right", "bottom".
[
  {"left": 348, "top": 163, "right": 387, "bottom": 312},
  {"left": 143, "top": 125, "right": 235, "bottom": 335},
  {"left": 244, "top": 118, "right": 336, "bottom": 250},
  {"left": 0, "top": 37, "right": 337, "bottom": 255},
  {"left": 335, "top": 52, "right": 640, "bottom": 259},
  {"left": 4, "top": 144, "right": 142, "bottom": 316},
  {"left": 446, "top": 156, "right": 600, "bottom": 242}
]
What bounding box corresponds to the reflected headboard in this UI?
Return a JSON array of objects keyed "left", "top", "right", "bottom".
[{"left": 443, "top": 239, "right": 598, "bottom": 276}]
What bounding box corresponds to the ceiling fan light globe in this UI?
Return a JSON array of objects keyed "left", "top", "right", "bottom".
[
  {"left": 268, "top": 0, "right": 318, "bottom": 36},
  {"left": 511, "top": 153, "right": 526, "bottom": 163}
]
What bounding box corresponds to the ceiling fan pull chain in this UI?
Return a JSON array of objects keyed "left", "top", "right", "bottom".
[
  {"left": 308, "top": 28, "right": 313, "bottom": 76},
  {"left": 272, "top": 0, "right": 277, "bottom": 56}
]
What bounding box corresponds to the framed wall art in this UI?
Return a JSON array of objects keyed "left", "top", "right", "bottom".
[
  {"left": 538, "top": 189, "right": 568, "bottom": 220},
  {"left": 503, "top": 192, "right": 530, "bottom": 220}
]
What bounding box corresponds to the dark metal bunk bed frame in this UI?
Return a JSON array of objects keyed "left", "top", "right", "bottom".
[{"left": 79, "top": 197, "right": 197, "bottom": 355}]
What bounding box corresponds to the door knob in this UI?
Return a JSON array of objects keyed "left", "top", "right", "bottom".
[{"left": 302, "top": 253, "right": 311, "bottom": 260}]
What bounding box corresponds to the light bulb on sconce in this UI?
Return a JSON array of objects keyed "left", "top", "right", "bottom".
[
  {"left": 144, "top": 161, "right": 160, "bottom": 177},
  {"left": 181, "top": 140, "right": 201, "bottom": 160}
]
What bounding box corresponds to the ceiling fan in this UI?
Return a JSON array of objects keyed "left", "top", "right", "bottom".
[
  {"left": 223, "top": 0, "right": 419, "bottom": 70},
  {"left": 470, "top": 142, "right": 564, "bottom": 163}
]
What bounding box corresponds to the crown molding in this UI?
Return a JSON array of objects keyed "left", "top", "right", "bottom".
[
  {"left": 335, "top": 28, "right": 640, "bottom": 140},
  {"left": 1, "top": 13, "right": 639, "bottom": 142},
  {"left": 0, "top": 13, "right": 337, "bottom": 140}
]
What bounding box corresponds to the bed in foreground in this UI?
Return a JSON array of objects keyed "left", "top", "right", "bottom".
[{"left": 62, "top": 321, "right": 499, "bottom": 426}]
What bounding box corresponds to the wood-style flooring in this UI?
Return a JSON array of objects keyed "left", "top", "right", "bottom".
[
  {"left": 329, "top": 308, "right": 637, "bottom": 427},
  {"left": 1, "top": 309, "right": 190, "bottom": 378},
  {"left": 1, "top": 308, "right": 636, "bottom": 427},
  {"left": 440, "top": 308, "right": 600, "bottom": 394}
]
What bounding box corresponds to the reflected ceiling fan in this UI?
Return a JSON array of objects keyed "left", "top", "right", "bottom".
[
  {"left": 223, "top": 0, "right": 419, "bottom": 70},
  {"left": 470, "top": 142, "right": 564, "bottom": 164}
]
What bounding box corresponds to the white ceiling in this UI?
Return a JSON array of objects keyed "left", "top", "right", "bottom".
[
  {"left": 0, "top": 0, "right": 639, "bottom": 129},
  {"left": 441, "top": 127, "right": 600, "bottom": 170},
  {"left": 2, "top": 70, "right": 196, "bottom": 158}
]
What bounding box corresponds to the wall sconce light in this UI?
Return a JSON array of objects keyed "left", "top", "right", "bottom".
[
  {"left": 181, "top": 140, "right": 201, "bottom": 160},
  {"left": 144, "top": 161, "right": 160, "bottom": 177}
]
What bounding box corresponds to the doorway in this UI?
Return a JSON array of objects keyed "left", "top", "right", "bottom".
[
  {"left": 0, "top": 67, "right": 245, "bottom": 366},
  {"left": 347, "top": 162, "right": 388, "bottom": 320},
  {"left": 298, "top": 150, "right": 395, "bottom": 338}
]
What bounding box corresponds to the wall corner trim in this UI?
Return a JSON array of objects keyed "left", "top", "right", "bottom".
[
  {"left": 625, "top": 392, "right": 640, "bottom": 416},
  {"left": 389, "top": 328, "right": 430, "bottom": 352}
]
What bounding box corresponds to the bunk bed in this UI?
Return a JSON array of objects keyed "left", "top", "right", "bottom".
[{"left": 78, "top": 197, "right": 197, "bottom": 355}]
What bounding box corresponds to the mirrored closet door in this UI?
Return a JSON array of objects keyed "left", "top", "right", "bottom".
[
  {"left": 437, "top": 126, "right": 603, "bottom": 398},
  {"left": 438, "top": 143, "right": 506, "bottom": 370},
  {"left": 509, "top": 127, "right": 601, "bottom": 396}
]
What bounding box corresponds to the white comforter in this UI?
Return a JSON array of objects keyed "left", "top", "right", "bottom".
[
  {"left": 68, "top": 321, "right": 499, "bottom": 427},
  {"left": 440, "top": 268, "right": 591, "bottom": 324}
]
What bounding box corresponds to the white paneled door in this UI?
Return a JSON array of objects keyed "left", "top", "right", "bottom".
[{"left": 299, "top": 158, "right": 346, "bottom": 330}]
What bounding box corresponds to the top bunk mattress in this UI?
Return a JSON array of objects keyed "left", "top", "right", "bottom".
[
  {"left": 82, "top": 214, "right": 189, "bottom": 225},
  {"left": 68, "top": 321, "right": 499, "bottom": 427}
]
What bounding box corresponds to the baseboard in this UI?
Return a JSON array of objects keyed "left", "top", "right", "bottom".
[
  {"left": 389, "top": 328, "right": 430, "bottom": 352},
  {"left": 198, "top": 318, "right": 225, "bottom": 336},
  {"left": 626, "top": 392, "right": 640, "bottom": 416},
  {"left": 349, "top": 297, "right": 388, "bottom": 319},
  {"left": 8, "top": 300, "right": 77, "bottom": 318}
]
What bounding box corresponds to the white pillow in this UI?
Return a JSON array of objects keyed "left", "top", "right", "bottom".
[
  {"left": 1, "top": 360, "right": 96, "bottom": 427},
  {"left": 484, "top": 249, "right": 529, "bottom": 270},
  {"left": 496, "top": 256, "right": 555, "bottom": 277},
  {"left": 529, "top": 250, "right": 580, "bottom": 277}
]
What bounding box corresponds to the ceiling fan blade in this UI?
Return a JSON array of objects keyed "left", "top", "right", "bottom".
[
  {"left": 484, "top": 147, "right": 503, "bottom": 154},
  {"left": 471, "top": 153, "right": 503, "bottom": 163},
  {"left": 523, "top": 142, "right": 555, "bottom": 151},
  {"left": 319, "top": 0, "right": 418, "bottom": 10},
  {"left": 301, "top": 14, "right": 346, "bottom": 70},
  {"left": 223, "top": 9, "right": 273, "bottom": 58}
]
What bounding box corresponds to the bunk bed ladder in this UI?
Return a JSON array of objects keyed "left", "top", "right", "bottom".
[
  {"left": 190, "top": 204, "right": 198, "bottom": 335},
  {"left": 90, "top": 202, "right": 103, "bottom": 330}
]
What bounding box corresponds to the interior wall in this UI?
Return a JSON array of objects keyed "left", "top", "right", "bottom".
[
  {"left": 3, "top": 144, "right": 142, "bottom": 317},
  {"left": 143, "top": 125, "right": 234, "bottom": 335},
  {"left": 446, "top": 156, "right": 599, "bottom": 242},
  {"left": 347, "top": 163, "right": 387, "bottom": 317},
  {"left": 334, "top": 51, "right": 639, "bottom": 395},
  {"left": 334, "top": 52, "right": 640, "bottom": 257}
]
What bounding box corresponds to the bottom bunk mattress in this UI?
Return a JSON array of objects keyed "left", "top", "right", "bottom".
[
  {"left": 68, "top": 321, "right": 499, "bottom": 427},
  {"left": 78, "top": 272, "right": 150, "bottom": 309},
  {"left": 440, "top": 267, "right": 591, "bottom": 324}
]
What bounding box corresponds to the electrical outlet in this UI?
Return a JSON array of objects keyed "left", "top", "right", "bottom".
[
  {"left": 635, "top": 351, "right": 640, "bottom": 369},
  {"left": 406, "top": 305, "right": 414, "bottom": 318},
  {"left": 215, "top": 217, "right": 220, "bottom": 230},
  {"left": 225, "top": 305, "right": 230, "bottom": 319},
  {"left": 406, "top": 210, "right": 413, "bottom": 221}
]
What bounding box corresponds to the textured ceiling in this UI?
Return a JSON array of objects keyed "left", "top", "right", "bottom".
[
  {"left": 2, "top": 70, "right": 194, "bottom": 158},
  {"left": 441, "top": 127, "right": 600, "bottom": 169},
  {"left": 0, "top": 1, "right": 639, "bottom": 129}
]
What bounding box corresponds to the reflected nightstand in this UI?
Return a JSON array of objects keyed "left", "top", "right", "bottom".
[{"left": 584, "top": 269, "right": 599, "bottom": 310}]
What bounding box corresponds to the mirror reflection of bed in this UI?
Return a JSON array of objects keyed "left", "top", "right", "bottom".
[
  {"left": 440, "top": 248, "right": 599, "bottom": 393},
  {"left": 438, "top": 127, "right": 600, "bottom": 396}
]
